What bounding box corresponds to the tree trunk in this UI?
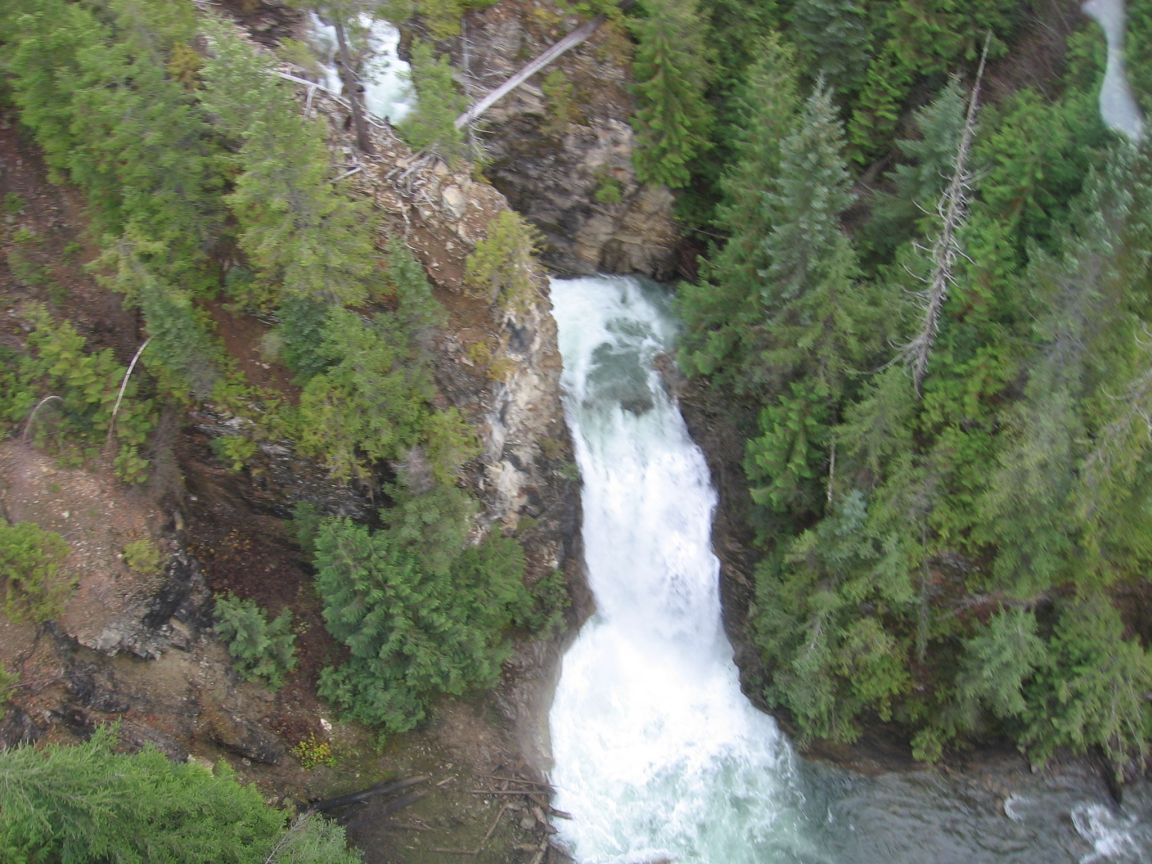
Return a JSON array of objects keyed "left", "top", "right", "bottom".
[{"left": 333, "top": 16, "right": 374, "bottom": 154}]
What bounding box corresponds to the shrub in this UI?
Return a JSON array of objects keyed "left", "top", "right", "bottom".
[
  {"left": 122, "top": 537, "right": 165, "bottom": 575},
  {"left": 0, "top": 520, "right": 71, "bottom": 623},
  {"left": 314, "top": 517, "right": 529, "bottom": 734},
  {"left": 291, "top": 734, "right": 335, "bottom": 769},
  {"left": 213, "top": 594, "right": 298, "bottom": 690},
  {"left": 0, "top": 663, "right": 15, "bottom": 720},
  {"left": 464, "top": 210, "right": 542, "bottom": 311}
]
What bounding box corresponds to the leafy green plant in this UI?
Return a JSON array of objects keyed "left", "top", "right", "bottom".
[
  {"left": 122, "top": 537, "right": 165, "bottom": 576},
  {"left": 8, "top": 304, "right": 156, "bottom": 483},
  {"left": 3, "top": 192, "right": 26, "bottom": 215},
  {"left": 541, "top": 69, "right": 578, "bottom": 136},
  {"left": 464, "top": 210, "right": 542, "bottom": 311},
  {"left": 398, "top": 41, "right": 468, "bottom": 163},
  {"left": 0, "top": 519, "right": 71, "bottom": 623},
  {"left": 0, "top": 663, "right": 16, "bottom": 719},
  {"left": 213, "top": 594, "right": 298, "bottom": 690},
  {"left": 593, "top": 173, "right": 624, "bottom": 205},
  {"left": 291, "top": 734, "right": 336, "bottom": 769},
  {"left": 210, "top": 433, "right": 258, "bottom": 473}
]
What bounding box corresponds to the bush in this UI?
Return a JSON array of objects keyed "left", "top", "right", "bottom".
[
  {"left": 0, "top": 520, "right": 71, "bottom": 623},
  {"left": 0, "top": 663, "right": 15, "bottom": 720},
  {"left": 213, "top": 594, "right": 298, "bottom": 690},
  {"left": 122, "top": 537, "right": 165, "bottom": 575},
  {"left": 6, "top": 304, "right": 155, "bottom": 483},
  {"left": 314, "top": 517, "right": 529, "bottom": 734},
  {"left": 291, "top": 734, "right": 335, "bottom": 769},
  {"left": 464, "top": 210, "right": 542, "bottom": 311}
]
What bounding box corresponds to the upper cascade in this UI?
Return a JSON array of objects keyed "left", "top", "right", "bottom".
[{"left": 1083, "top": 0, "right": 1145, "bottom": 141}]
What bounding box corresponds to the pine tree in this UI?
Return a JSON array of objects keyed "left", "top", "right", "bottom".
[
  {"left": 628, "top": 0, "right": 714, "bottom": 188},
  {"left": 314, "top": 519, "right": 528, "bottom": 734},
  {"left": 398, "top": 41, "right": 467, "bottom": 163},
  {"left": 787, "top": 0, "right": 872, "bottom": 98},
  {"left": 677, "top": 35, "right": 800, "bottom": 393},
  {"left": 0, "top": 727, "right": 362, "bottom": 863},
  {"left": 201, "top": 21, "right": 381, "bottom": 309}
]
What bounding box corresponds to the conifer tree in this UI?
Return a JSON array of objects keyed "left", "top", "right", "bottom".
[
  {"left": 201, "top": 21, "right": 380, "bottom": 310},
  {"left": 787, "top": 0, "right": 872, "bottom": 98},
  {"left": 398, "top": 40, "right": 468, "bottom": 163},
  {"left": 677, "top": 35, "right": 800, "bottom": 392},
  {"left": 0, "top": 726, "right": 362, "bottom": 863},
  {"left": 743, "top": 84, "right": 875, "bottom": 518},
  {"left": 628, "top": 0, "right": 714, "bottom": 188}
]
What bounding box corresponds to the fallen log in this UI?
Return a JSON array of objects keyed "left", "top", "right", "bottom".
[{"left": 308, "top": 775, "right": 429, "bottom": 813}]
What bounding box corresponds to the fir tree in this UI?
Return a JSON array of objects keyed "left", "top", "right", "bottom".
[
  {"left": 399, "top": 41, "right": 467, "bottom": 163},
  {"left": 628, "top": 0, "right": 714, "bottom": 188}
]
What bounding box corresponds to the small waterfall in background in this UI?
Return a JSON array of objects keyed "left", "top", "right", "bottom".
[
  {"left": 306, "top": 12, "right": 414, "bottom": 123},
  {"left": 1082, "top": 0, "right": 1144, "bottom": 141}
]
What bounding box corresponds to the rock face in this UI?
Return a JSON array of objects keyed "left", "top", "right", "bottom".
[{"left": 452, "top": 4, "right": 681, "bottom": 279}]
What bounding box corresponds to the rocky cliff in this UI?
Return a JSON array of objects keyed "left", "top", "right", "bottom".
[{"left": 450, "top": 2, "right": 681, "bottom": 279}]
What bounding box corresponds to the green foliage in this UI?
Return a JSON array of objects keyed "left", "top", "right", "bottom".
[
  {"left": 1024, "top": 598, "right": 1152, "bottom": 776},
  {"left": 541, "top": 69, "right": 579, "bottom": 136},
  {"left": 3, "top": 305, "right": 156, "bottom": 483},
  {"left": 678, "top": 0, "right": 1152, "bottom": 766},
  {"left": 3, "top": 0, "right": 226, "bottom": 294},
  {"left": 464, "top": 210, "right": 543, "bottom": 310},
  {"left": 94, "top": 234, "right": 225, "bottom": 400},
  {"left": 593, "top": 172, "right": 625, "bottom": 205},
  {"left": 296, "top": 307, "right": 436, "bottom": 482},
  {"left": 953, "top": 608, "right": 1047, "bottom": 727},
  {"left": 399, "top": 41, "right": 468, "bottom": 163},
  {"left": 0, "top": 726, "right": 361, "bottom": 863},
  {"left": 629, "top": 0, "right": 714, "bottom": 188},
  {"left": 291, "top": 734, "right": 336, "bottom": 769},
  {"left": 122, "top": 537, "right": 165, "bottom": 576},
  {"left": 213, "top": 594, "right": 299, "bottom": 690},
  {"left": 201, "top": 20, "right": 381, "bottom": 311},
  {"left": 676, "top": 33, "right": 800, "bottom": 392},
  {"left": 0, "top": 520, "right": 71, "bottom": 623},
  {"left": 786, "top": 0, "right": 872, "bottom": 98},
  {"left": 752, "top": 491, "right": 912, "bottom": 743},
  {"left": 314, "top": 516, "right": 529, "bottom": 734},
  {"left": 867, "top": 78, "right": 967, "bottom": 260},
  {"left": 0, "top": 663, "right": 14, "bottom": 719}
]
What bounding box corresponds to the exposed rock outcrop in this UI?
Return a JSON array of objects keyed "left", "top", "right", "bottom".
[{"left": 452, "top": 3, "right": 681, "bottom": 279}]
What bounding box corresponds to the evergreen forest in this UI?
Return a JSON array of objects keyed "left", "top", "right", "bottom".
[
  {"left": 1, "top": 0, "right": 1152, "bottom": 858},
  {"left": 649, "top": 0, "right": 1152, "bottom": 773}
]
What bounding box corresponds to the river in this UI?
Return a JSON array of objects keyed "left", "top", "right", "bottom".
[{"left": 546, "top": 275, "right": 1152, "bottom": 864}]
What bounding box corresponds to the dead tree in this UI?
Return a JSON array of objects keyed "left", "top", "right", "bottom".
[
  {"left": 902, "top": 36, "right": 990, "bottom": 397},
  {"left": 332, "top": 14, "right": 374, "bottom": 155}
]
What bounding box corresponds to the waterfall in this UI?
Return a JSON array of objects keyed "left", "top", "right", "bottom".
[
  {"left": 1082, "top": 0, "right": 1144, "bottom": 141},
  {"left": 547, "top": 276, "right": 819, "bottom": 864},
  {"left": 306, "top": 12, "right": 414, "bottom": 123}
]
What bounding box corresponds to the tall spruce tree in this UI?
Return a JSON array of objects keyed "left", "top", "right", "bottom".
[
  {"left": 628, "top": 0, "right": 714, "bottom": 188},
  {"left": 744, "top": 83, "right": 876, "bottom": 519},
  {"left": 677, "top": 35, "right": 801, "bottom": 396}
]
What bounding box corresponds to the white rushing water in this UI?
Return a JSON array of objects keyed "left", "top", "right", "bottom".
[
  {"left": 548, "top": 276, "right": 818, "bottom": 864},
  {"left": 1082, "top": 0, "right": 1144, "bottom": 141},
  {"left": 306, "top": 12, "right": 414, "bottom": 123}
]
